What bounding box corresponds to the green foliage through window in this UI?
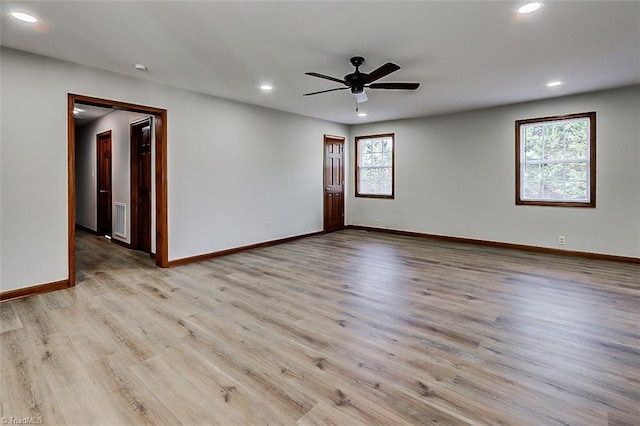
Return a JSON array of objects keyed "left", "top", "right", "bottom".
[
  {"left": 356, "top": 134, "right": 394, "bottom": 198},
  {"left": 516, "top": 112, "right": 595, "bottom": 207}
]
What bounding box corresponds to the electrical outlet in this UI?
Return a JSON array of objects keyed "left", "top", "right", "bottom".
[
  {"left": 558, "top": 235, "right": 566, "bottom": 245},
  {"left": 375, "top": 219, "right": 381, "bottom": 225},
  {"left": 266, "top": 221, "right": 272, "bottom": 229}
]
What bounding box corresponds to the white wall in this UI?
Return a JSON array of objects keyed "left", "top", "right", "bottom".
[
  {"left": 0, "top": 48, "right": 348, "bottom": 292},
  {"left": 75, "top": 123, "right": 97, "bottom": 231},
  {"left": 348, "top": 86, "right": 640, "bottom": 258},
  {"left": 1, "top": 46, "right": 635, "bottom": 294},
  {"left": 75, "top": 110, "right": 150, "bottom": 245}
]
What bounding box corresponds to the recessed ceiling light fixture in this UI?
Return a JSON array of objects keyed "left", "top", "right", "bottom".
[
  {"left": 357, "top": 112, "right": 367, "bottom": 117},
  {"left": 518, "top": 2, "right": 542, "bottom": 14},
  {"left": 134, "top": 64, "right": 148, "bottom": 71},
  {"left": 260, "top": 84, "right": 273, "bottom": 91},
  {"left": 11, "top": 11, "right": 38, "bottom": 23},
  {"left": 547, "top": 80, "right": 563, "bottom": 87}
]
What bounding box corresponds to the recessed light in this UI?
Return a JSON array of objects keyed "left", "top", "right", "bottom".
[
  {"left": 518, "top": 2, "right": 542, "bottom": 14},
  {"left": 260, "top": 84, "right": 273, "bottom": 91},
  {"left": 134, "top": 64, "right": 148, "bottom": 71},
  {"left": 357, "top": 112, "right": 367, "bottom": 117},
  {"left": 11, "top": 11, "right": 38, "bottom": 23},
  {"left": 547, "top": 81, "right": 563, "bottom": 87}
]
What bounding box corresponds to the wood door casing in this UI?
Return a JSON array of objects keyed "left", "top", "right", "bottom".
[
  {"left": 96, "top": 130, "right": 112, "bottom": 237},
  {"left": 323, "top": 135, "right": 345, "bottom": 232},
  {"left": 131, "top": 119, "right": 152, "bottom": 253},
  {"left": 68, "top": 94, "right": 169, "bottom": 291}
]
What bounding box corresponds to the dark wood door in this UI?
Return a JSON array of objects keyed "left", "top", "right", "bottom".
[
  {"left": 323, "top": 135, "right": 345, "bottom": 232},
  {"left": 131, "top": 119, "right": 152, "bottom": 253},
  {"left": 96, "top": 131, "right": 112, "bottom": 237}
]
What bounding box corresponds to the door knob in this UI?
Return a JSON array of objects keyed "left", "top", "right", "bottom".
[{"left": 326, "top": 187, "right": 331, "bottom": 191}]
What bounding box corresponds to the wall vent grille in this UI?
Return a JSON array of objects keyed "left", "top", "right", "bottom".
[{"left": 114, "top": 202, "right": 126, "bottom": 238}]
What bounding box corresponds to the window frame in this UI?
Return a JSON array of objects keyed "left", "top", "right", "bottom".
[
  {"left": 515, "top": 112, "right": 596, "bottom": 208},
  {"left": 355, "top": 133, "right": 395, "bottom": 199}
]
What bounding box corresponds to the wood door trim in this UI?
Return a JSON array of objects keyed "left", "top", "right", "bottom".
[
  {"left": 323, "top": 135, "right": 345, "bottom": 232},
  {"left": 67, "top": 95, "right": 76, "bottom": 287},
  {"left": 68, "top": 93, "right": 169, "bottom": 290}
]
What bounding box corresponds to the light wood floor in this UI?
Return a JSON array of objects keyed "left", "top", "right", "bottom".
[{"left": 1, "top": 230, "right": 639, "bottom": 425}]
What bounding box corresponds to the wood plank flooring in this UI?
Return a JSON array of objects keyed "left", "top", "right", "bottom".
[{"left": 1, "top": 229, "right": 639, "bottom": 425}]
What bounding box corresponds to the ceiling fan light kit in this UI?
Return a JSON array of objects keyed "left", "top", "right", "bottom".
[{"left": 304, "top": 56, "right": 420, "bottom": 107}]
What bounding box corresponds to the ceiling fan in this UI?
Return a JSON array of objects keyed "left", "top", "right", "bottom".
[{"left": 304, "top": 56, "right": 420, "bottom": 104}]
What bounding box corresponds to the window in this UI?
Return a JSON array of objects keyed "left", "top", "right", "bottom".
[
  {"left": 516, "top": 112, "right": 596, "bottom": 207},
  {"left": 355, "top": 133, "right": 395, "bottom": 198}
]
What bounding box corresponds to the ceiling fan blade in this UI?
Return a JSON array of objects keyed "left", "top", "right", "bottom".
[
  {"left": 363, "top": 62, "right": 401, "bottom": 84},
  {"left": 305, "top": 72, "right": 347, "bottom": 85},
  {"left": 303, "top": 87, "right": 349, "bottom": 96},
  {"left": 354, "top": 91, "right": 368, "bottom": 103},
  {"left": 368, "top": 82, "right": 420, "bottom": 90}
]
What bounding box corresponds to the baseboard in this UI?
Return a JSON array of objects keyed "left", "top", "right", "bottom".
[
  {"left": 346, "top": 225, "right": 640, "bottom": 264},
  {"left": 0, "top": 279, "right": 70, "bottom": 303},
  {"left": 6, "top": 227, "right": 630, "bottom": 302},
  {"left": 75, "top": 223, "right": 97, "bottom": 234},
  {"left": 168, "top": 231, "right": 324, "bottom": 267},
  {"left": 111, "top": 237, "right": 134, "bottom": 250}
]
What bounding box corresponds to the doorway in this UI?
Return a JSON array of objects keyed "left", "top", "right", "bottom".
[
  {"left": 96, "top": 130, "right": 113, "bottom": 237},
  {"left": 68, "top": 94, "right": 168, "bottom": 287},
  {"left": 130, "top": 118, "right": 152, "bottom": 253},
  {"left": 323, "top": 135, "right": 345, "bottom": 232}
]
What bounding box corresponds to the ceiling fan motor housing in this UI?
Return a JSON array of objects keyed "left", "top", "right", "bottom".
[
  {"left": 345, "top": 78, "right": 365, "bottom": 94},
  {"left": 345, "top": 75, "right": 365, "bottom": 93},
  {"left": 303, "top": 56, "right": 419, "bottom": 98},
  {"left": 346, "top": 56, "right": 367, "bottom": 93}
]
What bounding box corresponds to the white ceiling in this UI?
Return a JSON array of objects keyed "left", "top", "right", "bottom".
[
  {"left": 73, "top": 104, "right": 113, "bottom": 127},
  {"left": 2, "top": 1, "right": 639, "bottom": 125}
]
